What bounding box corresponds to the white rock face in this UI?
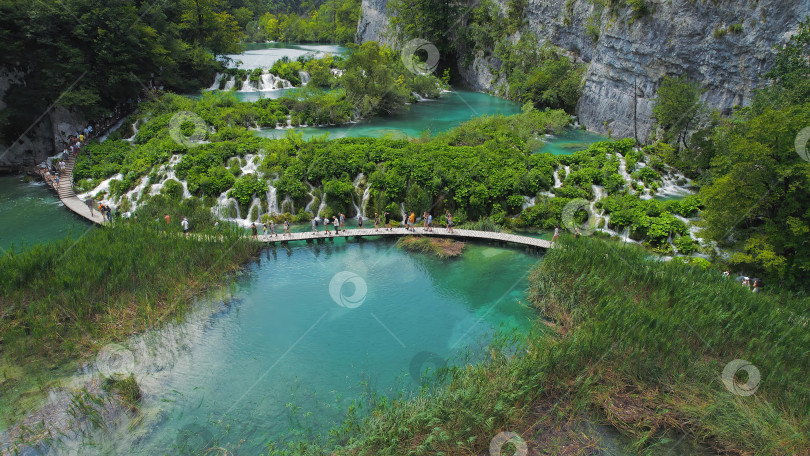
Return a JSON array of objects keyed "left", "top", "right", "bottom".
[{"left": 357, "top": 0, "right": 810, "bottom": 140}]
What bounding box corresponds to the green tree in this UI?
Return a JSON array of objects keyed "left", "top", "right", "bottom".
[
  {"left": 341, "top": 42, "right": 410, "bottom": 117},
  {"left": 652, "top": 75, "right": 706, "bottom": 149}
]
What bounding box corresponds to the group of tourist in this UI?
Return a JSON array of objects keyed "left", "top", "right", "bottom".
[
  {"left": 243, "top": 210, "right": 457, "bottom": 239},
  {"left": 724, "top": 270, "right": 764, "bottom": 293}
]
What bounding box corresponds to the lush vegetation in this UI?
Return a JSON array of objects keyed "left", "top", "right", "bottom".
[
  {"left": 652, "top": 19, "right": 810, "bottom": 290},
  {"left": 0, "top": 0, "right": 252, "bottom": 146},
  {"left": 256, "top": 237, "right": 809, "bottom": 455},
  {"left": 75, "top": 92, "right": 704, "bottom": 259},
  {"left": 247, "top": 0, "right": 361, "bottom": 43}
]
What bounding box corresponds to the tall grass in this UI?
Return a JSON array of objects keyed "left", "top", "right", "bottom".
[{"left": 0, "top": 205, "right": 259, "bottom": 362}]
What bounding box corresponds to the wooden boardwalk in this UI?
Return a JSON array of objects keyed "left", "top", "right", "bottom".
[
  {"left": 257, "top": 227, "right": 551, "bottom": 249},
  {"left": 50, "top": 152, "right": 105, "bottom": 224}
]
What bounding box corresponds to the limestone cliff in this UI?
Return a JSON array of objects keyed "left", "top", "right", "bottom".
[{"left": 357, "top": 0, "right": 810, "bottom": 140}]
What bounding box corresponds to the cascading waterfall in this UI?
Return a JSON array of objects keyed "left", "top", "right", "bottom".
[
  {"left": 521, "top": 196, "right": 536, "bottom": 210},
  {"left": 352, "top": 174, "right": 365, "bottom": 218},
  {"left": 246, "top": 197, "right": 262, "bottom": 222},
  {"left": 553, "top": 169, "right": 563, "bottom": 188},
  {"left": 209, "top": 73, "right": 224, "bottom": 90},
  {"left": 411, "top": 92, "right": 429, "bottom": 102},
  {"left": 317, "top": 195, "right": 327, "bottom": 218},
  {"left": 266, "top": 184, "right": 279, "bottom": 215},
  {"left": 299, "top": 70, "right": 311, "bottom": 86},
  {"left": 304, "top": 191, "right": 316, "bottom": 213},
  {"left": 360, "top": 187, "right": 371, "bottom": 218}
]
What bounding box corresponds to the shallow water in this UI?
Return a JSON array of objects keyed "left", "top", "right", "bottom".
[
  {"left": 537, "top": 128, "right": 607, "bottom": 155},
  {"left": 49, "top": 240, "right": 539, "bottom": 454},
  {"left": 0, "top": 176, "right": 91, "bottom": 252}
]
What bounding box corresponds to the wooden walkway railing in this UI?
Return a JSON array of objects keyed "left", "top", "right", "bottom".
[{"left": 256, "top": 228, "right": 551, "bottom": 249}]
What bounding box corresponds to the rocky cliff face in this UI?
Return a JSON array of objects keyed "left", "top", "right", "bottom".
[
  {"left": 356, "top": 0, "right": 394, "bottom": 46},
  {"left": 357, "top": 0, "right": 810, "bottom": 140},
  {"left": 0, "top": 67, "right": 87, "bottom": 169}
]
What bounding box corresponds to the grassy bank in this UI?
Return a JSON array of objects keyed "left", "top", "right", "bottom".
[
  {"left": 0, "top": 200, "right": 260, "bottom": 426},
  {"left": 396, "top": 236, "right": 465, "bottom": 259},
  {"left": 265, "top": 237, "right": 808, "bottom": 455}
]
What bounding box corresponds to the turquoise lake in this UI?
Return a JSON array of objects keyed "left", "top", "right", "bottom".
[{"left": 52, "top": 240, "right": 540, "bottom": 454}]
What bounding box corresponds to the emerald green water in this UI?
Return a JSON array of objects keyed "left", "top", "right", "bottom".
[
  {"left": 0, "top": 176, "right": 91, "bottom": 252},
  {"left": 256, "top": 89, "right": 523, "bottom": 140},
  {"left": 536, "top": 128, "right": 607, "bottom": 155},
  {"left": 58, "top": 240, "right": 539, "bottom": 454}
]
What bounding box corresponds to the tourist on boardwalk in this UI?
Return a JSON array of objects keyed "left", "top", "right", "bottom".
[
  {"left": 181, "top": 217, "right": 189, "bottom": 234},
  {"left": 332, "top": 215, "right": 339, "bottom": 234},
  {"left": 752, "top": 278, "right": 763, "bottom": 293},
  {"left": 374, "top": 212, "right": 380, "bottom": 230},
  {"left": 324, "top": 216, "right": 331, "bottom": 235},
  {"left": 422, "top": 212, "right": 428, "bottom": 231},
  {"left": 263, "top": 223, "right": 268, "bottom": 236},
  {"left": 284, "top": 219, "right": 291, "bottom": 236},
  {"left": 427, "top": 213, "right": 433, "bottom": 232},
  {"left": 408, "top": 212, "right": 416, "bottom": 232},
  {"left": 551, "top": 225, "right": 560, "bottom": 244},
  {"left": 339, "top": 213, "right": 346, "bottom": 232},
  {"left": 384, "top": 211, "right": 391, "bottom": 231},
  {"left": 251, "top": 222, "right": 258, "bottom": 237},
  {"left": 85, "top": 197, "right": 95, "bottom": 216},
  {"left": 312, "top": 217, "right": 318, "bottom": 233},
  {"left": 269, "top": 219, "right": 276, "bottom": 236},
  {"left": 358, "top": 213, "right": 363, "bottom": 229},
  {"left": 445, "top": 211, "right": 454, "bottom": 233}
]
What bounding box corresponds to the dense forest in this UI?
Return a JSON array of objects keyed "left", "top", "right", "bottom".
[{"left": 0, "top": 0, "right": 360, "bottom": 148}]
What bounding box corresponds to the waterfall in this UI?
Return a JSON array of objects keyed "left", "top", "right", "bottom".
[
  {"left": 208, "top": 73, "right": 224, "bottom": 90},
  {"left": 352, "top": 174, "right": 365, "bottom": 217},
  {"left": 223, "top": 77, "right": 235, "bottom": 91},
  {"left": 241, "top": 154, "right": 258, "bottom": 175},
  {"left": 317, "top": 195, "right": 327, "bottom": 218},
  {"left": 553, "top": 169, "right": 563, "bottom": 188},
  {"left": 214, "top": 193, "right": 242, "bottom": 221},
  {"left": 125, "top": 120, "right": 139, "bottom": 142},
  {"left": 331, "top": 68, "right": 344, "bottom": 77},
  {"left": 411, "top": 91, "right": 429, "bottom": 102},
  {"left": 360, "top": 186, "right": 371, "bottom": 218},
  {"left": 400, "top": 202, "right": 406, "bottom": 222},
  {"left": 266, "top": 184, "right": 279, "bottom": 215},
  {"left": 521, "top": 196, "right": 536, "bottom": 210},
  {"left": 246, "top": 197, "right": 262, "bottom": 221},
  {"left": 299, "top": 70, "right": 311, "bottom": 86},
  {"left": 617, "top": 155, "right": 633, "bottom": 187},
  {"left": 304, "top": 191, "right": 316, "bottom": 213}
]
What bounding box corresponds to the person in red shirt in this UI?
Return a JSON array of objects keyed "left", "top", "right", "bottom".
[{"left": 164, "top": 213, "right": 171, "bottom": 224}]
